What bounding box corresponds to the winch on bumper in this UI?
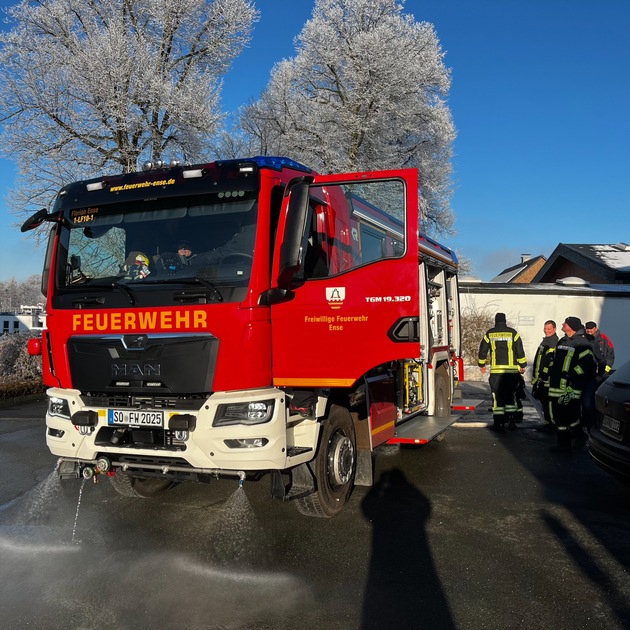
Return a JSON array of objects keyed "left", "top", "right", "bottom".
[{"left": 44, "top": 386, "right": 320, "bottom": 475}]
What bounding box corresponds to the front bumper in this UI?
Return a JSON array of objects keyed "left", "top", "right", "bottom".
[
  {"left": 589, "top": 427, "right": 630, "bottom": 485},
  {"left": 45, "top": 387, "right": 319, "bottom": 473}
]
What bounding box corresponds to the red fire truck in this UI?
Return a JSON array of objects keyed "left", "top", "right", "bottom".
[{"left": 22, "top": 156, "right": 462, "bottom": 517}]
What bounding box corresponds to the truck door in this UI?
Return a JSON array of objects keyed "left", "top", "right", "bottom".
[{"left": 270, "top": 169, "right": 421, "bottom": 389}]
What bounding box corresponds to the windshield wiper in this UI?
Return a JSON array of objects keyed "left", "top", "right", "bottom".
[
  {"left": 72, "top": 296, "right": 105, "bottom": 308},
  {"left": 141, "top": 277, "right": 224, "bottom": 303},
  {"left": 111, "top": 280, "right": 136, "bottom": 305},
  {"left": 68, "top": 281, "right": 135, "bottom": 306}
]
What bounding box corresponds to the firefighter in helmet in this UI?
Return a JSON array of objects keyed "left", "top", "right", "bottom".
[{"left": 122, "top": 251, "right": 151, "bottom": 279}]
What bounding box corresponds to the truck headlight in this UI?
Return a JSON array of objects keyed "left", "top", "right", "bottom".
[
  {"left": 49, "top": 396, "right": 71, "bottom": 419},
  {"left": 213, "top": 400, "right": 274, "bottom": 427}
]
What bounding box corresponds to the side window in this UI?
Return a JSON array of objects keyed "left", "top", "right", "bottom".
[
  {"left": 306, "top": 179, "right": 405, "bottom": 276},
  {"left": 360, "top": 225, "right": 386, "bottom": 263}
]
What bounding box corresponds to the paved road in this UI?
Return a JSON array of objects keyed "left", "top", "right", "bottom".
[{"left": 1, "top": 389, "right": 629, "bottom": 629}]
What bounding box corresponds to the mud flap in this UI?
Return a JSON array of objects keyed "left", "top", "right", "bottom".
[
  {"left": 57, "top": 459, "right": 81, "bottom": 480},
  {"left": 270, "top": 463, "right": 315, "bottom": 501},
  {"left": 354, "top": 449, "right": 374, "bottom": 487}
]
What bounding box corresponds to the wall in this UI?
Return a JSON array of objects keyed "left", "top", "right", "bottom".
[
  {"left": 460, "top": 281, "right": 630, "bottom": 379},
  {"left": 0, "top": 315, "right": 27, "bottom": 335}
]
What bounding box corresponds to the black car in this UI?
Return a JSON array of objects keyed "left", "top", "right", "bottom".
[{"left": 590, "top": 362, "right": 630, "bottom": 485}]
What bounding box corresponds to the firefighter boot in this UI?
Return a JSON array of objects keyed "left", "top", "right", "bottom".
[
  {"left": 488, "top": 415, "right": 505, "bottom": 433},
  {"left": 572, "top": 425, "right": 589, "bottom": 449},
  {"left": 507, "top": 413, "right": 517, "bottom": 431}
]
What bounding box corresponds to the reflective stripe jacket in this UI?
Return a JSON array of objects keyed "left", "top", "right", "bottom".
[
  {"left": 532, "top": 332, "right": 559, "bottom": 386},
  {"left": 544, "top": 330, "right": 596, "bottom": 398},
  {"left": 478, "top": 324, "right": 527, "bottom": 373}
]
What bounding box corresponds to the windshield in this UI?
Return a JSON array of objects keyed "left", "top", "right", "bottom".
[{"left": 57, "top": 193, "right": 258, "bottom": 292}]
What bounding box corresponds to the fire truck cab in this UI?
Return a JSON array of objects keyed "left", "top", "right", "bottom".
[{"left": 23, "top": 156, "right": 461, "bottom": 517}]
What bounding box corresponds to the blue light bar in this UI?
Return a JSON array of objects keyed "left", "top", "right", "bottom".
[{"left": 218, "top": 156, "right": 312, "bottom": 173}]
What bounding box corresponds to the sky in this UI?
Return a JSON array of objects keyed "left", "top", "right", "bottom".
[{"left": 0, "top": 0, "right": 629, "bottom": 282}]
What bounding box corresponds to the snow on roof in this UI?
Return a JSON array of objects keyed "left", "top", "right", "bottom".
[{"left": 582, "top": 244, "right": 630, "bottom": 272}]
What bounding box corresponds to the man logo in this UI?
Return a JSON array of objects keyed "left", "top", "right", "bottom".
[
  {"left": 122, "top": 334, "right": 149, "bottom": 350},
  {"left": 111, "top": 363, "right": 161, "bottom": 377}
]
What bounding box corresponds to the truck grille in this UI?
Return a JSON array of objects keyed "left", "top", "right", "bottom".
[
  {"left": 94, "top": 426, "right": 188, "bottom": 451},
  {"left": 67, "top": 333, "right": 218, "bottom": 395},
  {"left": 82, "top": 394, "right": 205, "bottom": 410}
]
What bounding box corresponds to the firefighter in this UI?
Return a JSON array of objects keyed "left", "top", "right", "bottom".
[
  {"left": 544, "top": 316, "right": 596, "bottom": 453},
  {"left": 122, "top": 251, "right": 151, "bottom": 279},
  {"left": 531, "top": 320, "right": 559, "bottom": 432},
  {"left": 478, "top": 313, "right": 527, "bottom": 432},
  {"left": 177, "top": 240, "right": 197, "bottom": 266}
]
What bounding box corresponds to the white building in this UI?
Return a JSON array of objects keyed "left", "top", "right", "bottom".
[
  {"left": 0, "top": 304, "right": 46, "bottom": 334},
  {"left": 460, "top": 278, "right": 630, "bottom": 378}
]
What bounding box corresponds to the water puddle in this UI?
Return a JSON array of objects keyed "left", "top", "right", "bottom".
[{"left": 0, "top": 474, "right": 313, "bottom": 628}]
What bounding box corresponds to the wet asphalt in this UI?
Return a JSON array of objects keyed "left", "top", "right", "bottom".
[{"left": 1, "top": 386, "right": 629, "bottom": 629}]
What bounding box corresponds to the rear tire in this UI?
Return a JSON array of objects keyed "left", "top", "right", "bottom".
[
  {"left": 434, "top": 365, "right": 451, "bottom": 417},
  {"left": 109, "top": 470, "right": 174, "bottom": 498},
  {"left": 296, "top": 405, "right": 356, "bottom": 518}
]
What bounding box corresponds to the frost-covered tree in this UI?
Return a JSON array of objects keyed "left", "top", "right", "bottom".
[
  {"left": 0, "top": 0, "right": 258, "bottom": 225},
  {"left": 0, "top": 275, "right": 44, "bottom": 311},
  {"left": 0, "top": 332, "right": 43, "bottom": 384},
  {"left": 239, "top": 0, "right": 455, "bottom": 235}
]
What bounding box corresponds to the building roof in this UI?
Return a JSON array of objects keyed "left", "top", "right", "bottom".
[
  {"left": 490, "top": 254, "right": 546, "bottom": 283},
  {"left": 532, "top": 243, "right": 630, "bottom": 284}
]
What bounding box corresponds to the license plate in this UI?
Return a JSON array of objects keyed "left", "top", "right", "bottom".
[
  {"left": 108, "top": 409, "right": 164, "bottom": 427},
  {"left": 602, "top": 415, "right": 622, "bottom": 437}
]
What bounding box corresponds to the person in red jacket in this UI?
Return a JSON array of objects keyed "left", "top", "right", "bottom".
[
  {"left": 582, "top": 321, "right": 615, "bottom": 433},
  {"left": 584, "top": 321, "right": 614, "bottom": 376}
]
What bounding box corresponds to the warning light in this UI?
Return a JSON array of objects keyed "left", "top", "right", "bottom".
[{"left": 27, "top": 338, "right": 42, "bottom": 356}]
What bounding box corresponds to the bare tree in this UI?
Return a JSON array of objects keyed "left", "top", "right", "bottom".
[
  {"left": 0, "top": 0, "right": 258, "bottom": 226},
  {"left": 460, "top": 299, "right": 495, "bottom": 366},
  {"left": 238, "top": 0, "right": 456, "bottom": 236}
]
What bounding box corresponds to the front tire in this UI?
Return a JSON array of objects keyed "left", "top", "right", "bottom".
[
  {"left": 109, "top": 471, "right": 175, "bottom": 498},
  {"left": 296, "top": 405, "right": 356, "bottom": 518}
]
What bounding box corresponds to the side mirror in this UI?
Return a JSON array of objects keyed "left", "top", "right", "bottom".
[
  {"left": 21, "top": 208, "right": 50, "bottom": 233},
  {"left": 277, "top": 177, "right": 312, "bottom": 289}
]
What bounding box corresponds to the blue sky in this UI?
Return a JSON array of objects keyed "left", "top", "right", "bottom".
[{"left": 1, "top": 0, "right": 629, "bottom": 281}]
